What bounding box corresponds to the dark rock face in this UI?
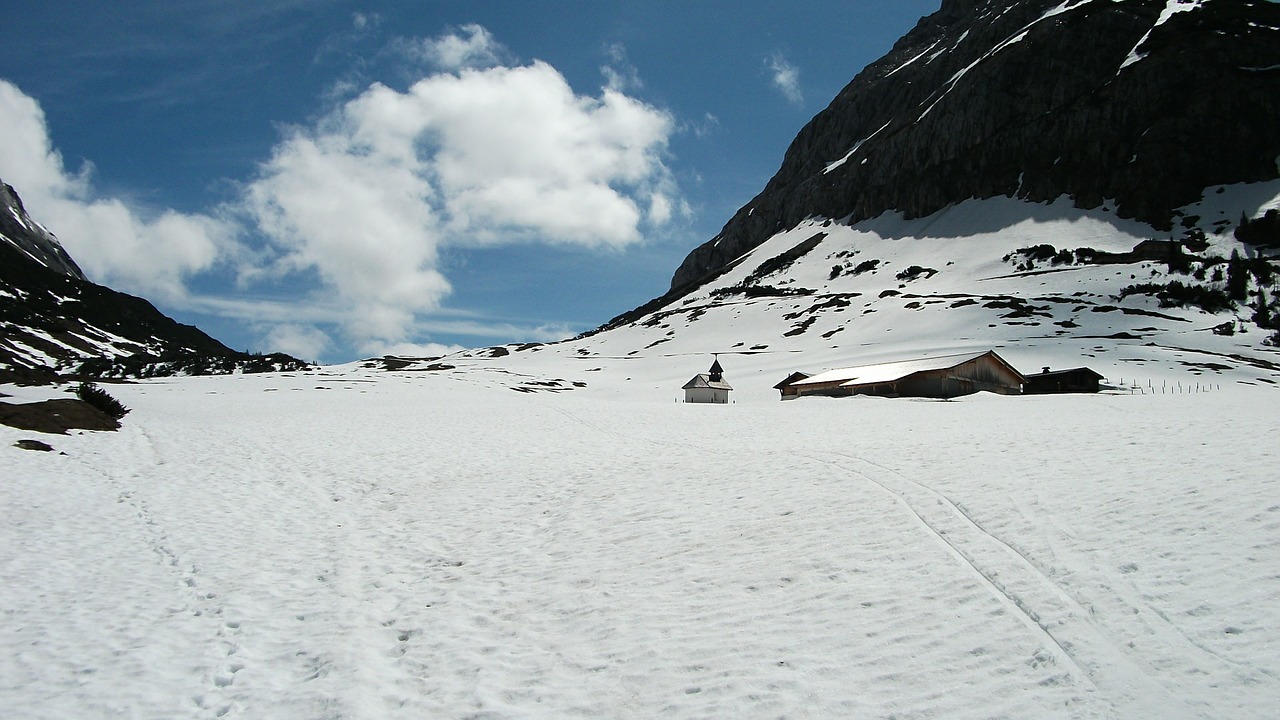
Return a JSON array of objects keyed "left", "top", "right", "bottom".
[
  {"left": 672, "top": 0, "right": 1280, "bottom": 290},
  {"left": 0, "top": 181, "right": 84, "bottom": 279},
  {"left": 0, "top": 179, "right": 310, "bottom": 377}
]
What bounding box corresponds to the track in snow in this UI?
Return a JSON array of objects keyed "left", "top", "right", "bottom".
[{"left": 809, "top": 450, "right": 1262, "bottom": 720}]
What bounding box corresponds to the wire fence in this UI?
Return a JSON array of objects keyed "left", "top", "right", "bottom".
[{"left": 1107, "top": 378, "right": 1222, "bottom": 394}]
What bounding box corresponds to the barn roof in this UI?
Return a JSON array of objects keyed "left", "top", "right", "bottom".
[
  {"left": 683, "top": 373, "right": 733, "bottom": 391},
  {"left": 774, "top": 371, "right": 811, "bottom": 389},
  {"left": 1032, "top": 367, "right": 1104, "bottom": 379},
  {"left": 790, "top": 350, "right": 1023, "bottom": 388}
]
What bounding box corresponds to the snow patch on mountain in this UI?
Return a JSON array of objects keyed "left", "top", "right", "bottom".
[
  {"left": 823, "top": 121, "right": 891, "bottom": 174},
  {"left": 1121, "top": 0, "right": 1210, "bottom": 71}
]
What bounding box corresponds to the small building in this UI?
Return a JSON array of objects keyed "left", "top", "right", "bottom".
[
  {"left": 1022, "top": 366, "right": 1104, "bottom": 394},
  {"left": 782, "top": 350, "right": 1025, "bottom": 399},
  {"left": 683, "top": 357, "right": 733, "bottom": 404}
]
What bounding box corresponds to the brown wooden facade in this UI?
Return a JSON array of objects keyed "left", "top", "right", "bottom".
[{"left": 780, "top": 351, "right": 1026, "bottom": 400}]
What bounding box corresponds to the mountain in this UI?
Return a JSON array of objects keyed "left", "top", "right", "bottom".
[
  {"left": 369, "top": 0, "right": 1280, "bottom": 398},
  {"left": 0, "top": 178, "right": 309, "bottom": 380},
  {"left": 673, "top": 0, "right": 1280, "bottom": 290}
]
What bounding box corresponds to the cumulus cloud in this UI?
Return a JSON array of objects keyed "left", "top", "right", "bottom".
[
  {"left": 0, "top": 26, "right": 684, "bottom": 360},
  {"left": 0, "top": 80, "right": 233, "bottom": 302},
  {"left": 766, "top": 52, "right": 804, "bottom": 105},
  {"left": 243, "top": 40, "right": 679, "bottom": 350},
  {"left": 244, "top": 123, "right": 451, "bottom": 345}
]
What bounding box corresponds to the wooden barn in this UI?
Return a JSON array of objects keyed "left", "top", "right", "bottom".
[
  {"left": 1022, "top": 366, "right": 1104, "bottom": 394},
  {"left": 780, "top": 350, "right": 1025, "bottom": 399},
  {"left": 683, "top": 358, "right": 733, "bottom": 403}
]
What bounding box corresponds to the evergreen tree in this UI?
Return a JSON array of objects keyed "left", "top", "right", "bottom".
[
  {"left": 1226, "top": 250, "right": 1248, "bottom": 301},
  {"left": 1254, "top": 289, "right": 1271, "bottom": 329}
]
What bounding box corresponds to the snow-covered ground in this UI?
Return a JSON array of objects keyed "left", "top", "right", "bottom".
[{"left": 3, "top": 367, "right": 1277, "bottom": 719}]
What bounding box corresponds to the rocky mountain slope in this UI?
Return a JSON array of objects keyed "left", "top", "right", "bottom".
[
  {"left": 673, "top": 0, "right": 1280, "bottom": 290},
  {"left": 0, "top": 178, "right": 308, "bottom": 380}
]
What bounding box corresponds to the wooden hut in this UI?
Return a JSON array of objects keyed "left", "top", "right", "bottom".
[
  {"left": 783, "top": 350, "right": 1024, "bottom": 399},
  {"left": 1022, "top": 366, "right": 1103, "bottom": 394},
  {"left": 683, "top": 357, "right": 733, "bottom": 403}
]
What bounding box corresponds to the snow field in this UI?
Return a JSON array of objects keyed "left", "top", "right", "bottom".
[{"left": 3, "top": 370, "right": 1277, "bottom": 718}]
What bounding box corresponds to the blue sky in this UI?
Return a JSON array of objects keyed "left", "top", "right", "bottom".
[{"left": 1, "top": 1, "right": 939, "bottom": 362}]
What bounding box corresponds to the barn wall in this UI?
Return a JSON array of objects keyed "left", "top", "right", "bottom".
[
  {"left": 956, "top": 356, "right": 1023, "bottom": 395},
  {"left": 793, "top": 381, "right": 853, "bottom": 397},
  {"left": 897, "top": 357, "right": 1022, "bottom": 398}
]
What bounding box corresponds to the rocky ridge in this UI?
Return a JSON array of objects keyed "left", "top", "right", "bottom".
[
  {"left": 0, "top": 178, "right": 309, "bottom": 379},
  {"left": 672, "top": 0, "right": 1280, "bottom": 290}
]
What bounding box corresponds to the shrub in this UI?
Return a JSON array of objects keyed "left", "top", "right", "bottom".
[
  {"left": 1018, "top": 244, "right": 1058, "bottom": 262},
  {"left": 75, "top": 382, "right": 130, "bottom": 420},
  {"left": 1073, "top": 247, "right": 1099, "bottom": 264},
  {"left": 895, "top": 265, "right": 938, "bottom": 281},
  {"left": 1118, "top": 281, "right": 1234, "bottom": 314}
]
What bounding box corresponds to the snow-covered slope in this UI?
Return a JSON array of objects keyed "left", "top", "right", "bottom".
[
  {"left": 374, "top": 183, "right": 1280, "bottom": 403},
  {"left": 2, "top": 366, "right": 1277, "bottom": 718}
]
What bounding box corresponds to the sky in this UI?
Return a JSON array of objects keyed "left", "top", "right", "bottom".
[{"left": 0, "top": 1, "right": 941, "bottom": 363}]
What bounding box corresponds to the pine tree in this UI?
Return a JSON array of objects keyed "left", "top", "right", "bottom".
[{"left": 1226, "top": 250, "right": 1248, "bottom": 302}]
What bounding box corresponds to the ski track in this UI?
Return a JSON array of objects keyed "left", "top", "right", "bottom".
[
  {"left": 807, "top": 450, "right": 1258, "bottom": 719},
  {"left": 3, "top": 374, "right": 1278, "bottom": 718}
]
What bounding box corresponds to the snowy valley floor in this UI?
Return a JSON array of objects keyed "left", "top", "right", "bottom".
[{"left": 2, "top": 371, "right": 1278, "bottom": 719}]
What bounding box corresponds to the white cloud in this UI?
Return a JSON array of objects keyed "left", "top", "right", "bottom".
[
  {"left": 766, "top": 52, "right": 804, "bottom": 106},
  {"left": 0, "top": 27, "right": 684, "bottom": 360},
  {"left": 601, "top": 43, "right": 642, "bottom": 92},
  {"left": 242, "top": 39, "right": 679, "bottom": 350},
  {"left": 364, "top": 340, "right": 464, "bottom": 358},
  {"left": 686, "top": 112, "right": 721, "bottom": 138},
  {"left": 244, "top": 124, "right": 451, "bottom": 344},
  {"left": 398, "top": 24, "right": 504, "bottom": 71},
  {"left": 0, "top": 79, "right": 233, "bottom": 302},
  {"left": 259, "top": 323, "right": 332, "bottom": 361}
]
